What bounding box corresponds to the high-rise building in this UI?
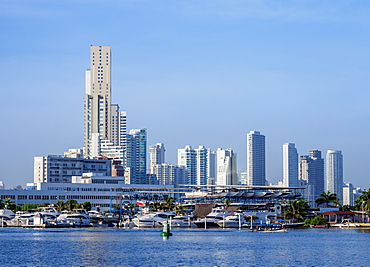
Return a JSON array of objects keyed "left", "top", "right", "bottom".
[
  {"left": 149, "top": 143, "right": 166, "bottom": 174},
  {"left": 300, "top": 150, "right": 324, "bottom": 204},
  {"left": 84, "top": 46, "right": 126, "bottom": 159},
  {"left": 216, "top": 148, "right": 237, "bottom": 185},
  {"left": 125, "top": 129, "right": 147, "bottom": 184},
  {"left": 195, "top": 146, "right": 215, "bottom": 185},
  {"left": 152, "top": 163, "right": 187, "bottom": 185},
  {"left": 178, "top": 146, "right": 197, "bottom": 185},
  {"left": 247, "top": 131, "right": 266, "bottom": 186},
  {"left": 343, "top": 182, "right": 354, "bottom": 206},
  {"left": 283, "top": 143, "right": 299, "bottom": 187},
  {"left": 177, "top": 145, "right": 215, "bottom": 185},
  {"left": 111, "top": 104, "right": 127, "bottom": 147},
  {"left": 326, "top": 150, "right": 343, "bottom": 202}
]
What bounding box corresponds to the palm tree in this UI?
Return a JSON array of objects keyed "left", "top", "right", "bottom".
[
  {"left": 355, "top": 189, "right": 370, "bottom": 215},
  {"left": 175, "top": 203, "right": 185, "bottom": 215},
  {"left": 65, "top": 199, "right": 78, "bottom": 211},
  {"left": 162, "top": 196, "right": 175, "bottom": 211},
  {"left": 55, "top": 200, "right": 65, "bottom": 212},
  {"left": 315, "top": 191, "right": 339, "bottom": 207},
  {"left": 284, "top": 199, "right": 310, "bottom": 222},
  {"left": 224, "top": 199, "right": 231, "bottom": 210}
]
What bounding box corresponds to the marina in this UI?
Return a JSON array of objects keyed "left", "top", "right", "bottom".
[{"left": 1, "top": 227, "right": 370, "bottom": 266}]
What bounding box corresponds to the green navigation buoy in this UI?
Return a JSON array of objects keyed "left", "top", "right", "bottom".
[{"left": 160, "top": 221, "right": 173, "bottom": 237}]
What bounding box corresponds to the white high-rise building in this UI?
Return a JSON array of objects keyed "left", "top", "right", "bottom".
[
  {"left": 152, "top": 163, "right": 187, "bottom": 185},
  {"left": 283, "top": 143, "right": 299, "bottom": 187},
  {"left": 178, "top": 146, "right": 197, "bottom": 185},
  {"left": 216, "top": 148, "right": 237, "bottom": 185},
  {"left": 195, "top": 146, "right": 215, "bottom": 185},
  {"left": 149, "top": 143, "right": 166, "bottom": 174},
  {"left": 343, "top": 182, "right": 354, "bottom": 206},
  {"left": 84, "top": 46, "right": 126, "bottom": 159},
  {"left": 326, "top": 150, "right": 343, "bottom": 202},
  {"left": 247, "top": 131, "right": 266, "bottom": 186},
  {"left": 177, "top": 145, "right": 215, "bottom": 185},
  {"left": 111, "top": 104, "right": 127, "bottom": 147}
]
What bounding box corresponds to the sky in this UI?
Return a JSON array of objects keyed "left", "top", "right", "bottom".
[{"left": 1, "top": 0, "right": 370, "bottom": 189}]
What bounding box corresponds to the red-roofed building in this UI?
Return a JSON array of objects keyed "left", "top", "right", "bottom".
[{"left": 319, "top": 211, "right": 361, "bottom": 223}]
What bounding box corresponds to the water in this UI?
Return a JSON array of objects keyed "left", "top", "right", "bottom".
[{"left": 0, "top": 227, "right": 369, "bottom": 266}]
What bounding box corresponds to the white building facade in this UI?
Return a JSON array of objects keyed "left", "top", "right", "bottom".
[
  {"left": 34, "top": 155, "right": 111, "bottom": 183},
  {"left": 247, "top": 131, "right": 266, "bottom": 186},
  {"left": 216, "top": 148, "right": 237, "bottom": 185},
  {"left": 326, "top": 150, "right": 343, "bottom": 203},
  {"left": 283, "top": 143, "right": 299, "bottom": 187},
  {"left": 84, "top": 46, "right": 126, "bottom": 159},
  {"left": 149, "top": 143, "right": 166, "bottom": 174}
]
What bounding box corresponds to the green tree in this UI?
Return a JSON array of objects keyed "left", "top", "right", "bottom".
[
  {"left": 20, "top": 204, "right": 38, "bottom": 211},
  {"left": 224, "top": 199, "right": 231, "bottom": 209},
  {"left": 355, "top": 189, "right": 370, "bottom": 215},
  {"left": 55, "top": 200, "right": 65, "bottom": 212},
  {"left": 284, "top": 199, "right": 310, "bottom": 222},
  {"left": 65, "top": 199, "right": 78, "bottom": 211},
  {"left": 162, "top": 196, "right": 175, "bottom": 211},
  {"left": 83, "top": 202, "right": 92, "bottom": 211},
  {"left": 150, "top": 202, "right": 161, "bottom": 212},
  {"left": 305, "top": 216, "right": 327, "bottom": 226},
  {"left": 37, "top": 203, "right": 51, "bottom": 208},
  {"left": 0, "top": 200, "right": 4, "bottom": 209},
  {"left": 3, "top": 199, "right": 16, "bottom": 212},
  {"left": 315, "top": 191, "right": 340, "bottom": 207},
  {"left": 175, "top": 203, "right": 185, "bottom": 215}
]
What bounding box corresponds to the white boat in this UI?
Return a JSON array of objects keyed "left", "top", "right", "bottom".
[
  {"left": 194, "top": 207, "right": 230, "bottom": 228},
  {"left": 57, "top": 209, "right": 92, "bottom": 226},
  {"left": 0, "top": 209, "right": 16, "bottom": 220},
  {"left": 331, "top": 218, "right": 360, "bottom": 228},
  {"left": 6, "top": 211, "right": 35, "bottom": 227},
  {"left": 37, "top": 207, "right": 60, "bottom": 219},
  {"left": 132, "top": 211, "right": 176, "bottom": 227},
  {"left": 217, "top": 212, "right": 247, "bottom": 228},
  {"left": 159, "top": 215, "right": 195, "bottom": 228}
]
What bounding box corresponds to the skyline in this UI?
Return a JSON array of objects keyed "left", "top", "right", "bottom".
[{"left": 1, "top": 1, "right": 370, "bottom": 188}]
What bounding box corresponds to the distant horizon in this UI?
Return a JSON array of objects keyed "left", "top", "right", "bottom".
[{"left": 1, "top": 1, "right": 370, "bottom": 189}]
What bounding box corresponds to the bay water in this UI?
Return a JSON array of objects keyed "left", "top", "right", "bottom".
[{"left": 0, "top": 227, "right": 369, "bottom": 266}]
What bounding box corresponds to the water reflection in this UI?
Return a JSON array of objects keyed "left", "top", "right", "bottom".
[{"left": 1, "top": 228, "right": 370, "bottom": 266}]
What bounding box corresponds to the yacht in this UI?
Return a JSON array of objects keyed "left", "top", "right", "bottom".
[
  {"left": 57, "top": 209, "right": 92, "bottom": 226},
  {"left": 159, "top": 215, "right": 195, "bottom": 228},
  {"left": 0, "top": 209, "right": 16, "bottom": 220},
  {"left": 217, "top": 212, "right": 247, "bottom": 228},
  {"left": 193, "top": 207, "right": 229, "bottom": 228},
  {"left": 132, "top": 211, "right": 176, "bottom": 227}
]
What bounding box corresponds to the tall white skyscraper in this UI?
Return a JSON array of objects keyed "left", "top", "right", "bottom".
[
  {"left": 216, "top": 148, "right": 237, "bottom": 185},
  {"left": 111, "top": 104, "right": 127, "bottom": 147},
  {"left": 247, "top": 131, "right": 266, "bottom": 186},
  {"left": 84, "top": 46, "right": 126, "bottom": 159},
  {"left": 195, "top": 146, "right": 215, "bottom": 185},
  {"left": 326, "top": 150, "right": 343, "bottom": 202},
  {"left": 283, "top": 143, "right": 299, "bottom": 187},
  {"left": 178, "top": 145, "right": 215, "bottom": 185},
  {"left": 149, "top": 143, "right": 166, "bottom": 174},
  {"left": 178, "top": 146, "right": 197, "bottom": 185}
]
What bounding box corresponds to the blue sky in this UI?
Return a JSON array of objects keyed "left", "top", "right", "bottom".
[{"left": 1, "top": 0, "right": 370, "bottom": 188}]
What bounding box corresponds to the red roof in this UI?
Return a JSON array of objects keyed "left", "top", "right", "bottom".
[{"left": 319, "top": 211, "right": 360, "bottom": 215}]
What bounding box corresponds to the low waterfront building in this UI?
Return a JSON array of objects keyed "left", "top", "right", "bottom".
[
  {"left": 34, "top": 155, "right": 112, "bottom": 183},
  {"left": 0, "top": 178, "right": 176, "bottom": 212}
]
